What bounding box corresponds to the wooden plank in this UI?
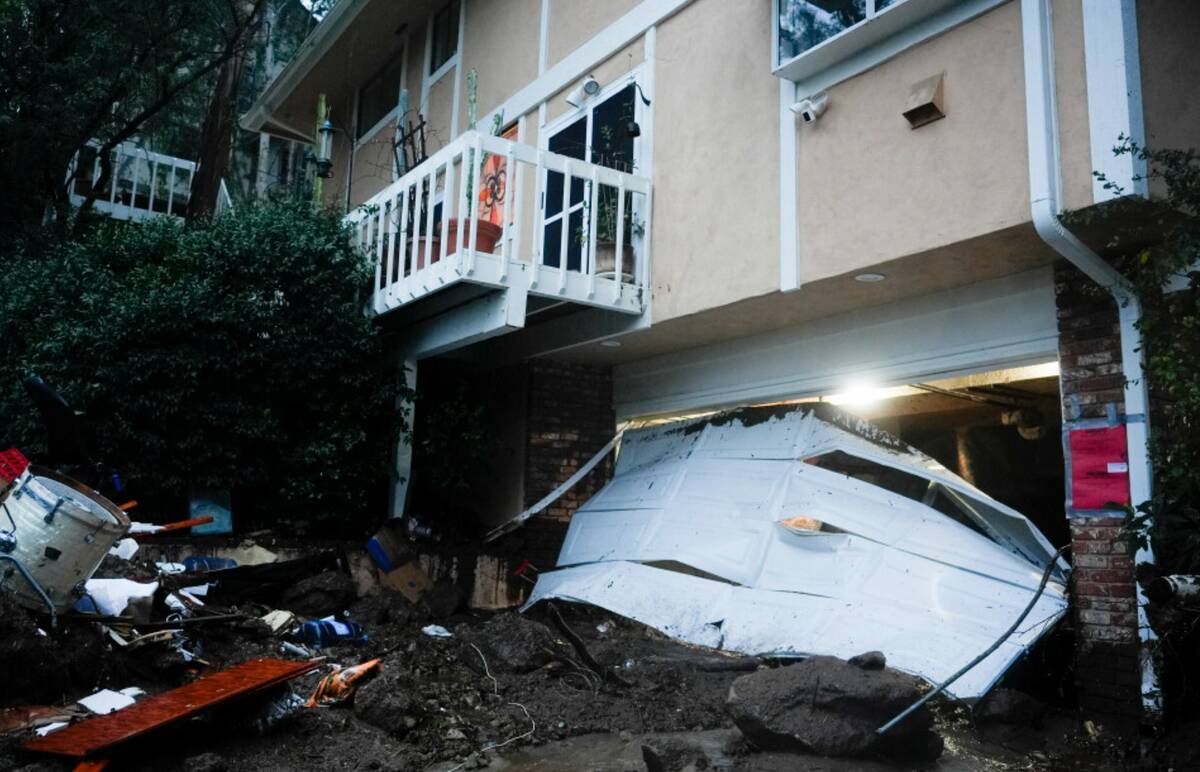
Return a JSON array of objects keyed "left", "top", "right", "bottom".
[{"left": 24, "top": 659, "right": 318, "bottom": 758}]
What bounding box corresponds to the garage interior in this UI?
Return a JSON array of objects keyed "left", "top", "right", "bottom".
[{"left": 817, "top": 362, "right": 1068, "bottom": 549}]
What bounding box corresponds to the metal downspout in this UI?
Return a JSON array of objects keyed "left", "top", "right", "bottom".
[{"left": 1020, "top": 0, "right": 1160, "bottom": 719}]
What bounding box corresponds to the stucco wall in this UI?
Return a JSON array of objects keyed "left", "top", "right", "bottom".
[
  {"left": 461, "top": 0, "right": 541, "bottom": 122},
  {"left": 649, "top": 0, "right": 780, "bottom": 322},
  {"left": 1137, "top": 0, "right": 1200, "bottom": 200},
  {"left": 349, "top": 119, "right": 398, "bottom": 208},
  {"left": 547, "top": 0, "right": 640, "bottom": 68}
]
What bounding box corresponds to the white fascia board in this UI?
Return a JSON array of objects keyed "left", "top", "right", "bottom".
[
  {"left": 1082, "top": 0, "right": 1148, "bottom": 202},
  {"left": 242, "top": 0, "right": 372, "bottom": 134},
  {"left": 477, "top": 0, "right": 697, "bottom": 131},
  {"left": 613, "top": 268, "right": 1057, "bottom": 420}
]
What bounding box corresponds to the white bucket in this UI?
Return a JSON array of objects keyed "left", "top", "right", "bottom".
[{"left": 0, "top": 466, "right": 130, "bottom": 612}]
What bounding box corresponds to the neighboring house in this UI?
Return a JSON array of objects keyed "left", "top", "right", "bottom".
[{"left": 242, "top": 0, "right": 1200, "bottom": 727}]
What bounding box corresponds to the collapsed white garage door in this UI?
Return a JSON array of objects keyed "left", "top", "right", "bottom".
[{"left": 525, "top": 403, "right": 1068, "bottom": 699}]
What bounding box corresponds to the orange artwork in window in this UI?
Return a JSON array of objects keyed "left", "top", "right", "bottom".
[{"left": 478, "top": 124, "right": 518, "bottom": 226}]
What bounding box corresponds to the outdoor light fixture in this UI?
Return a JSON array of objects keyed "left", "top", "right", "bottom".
[
  {"left": 600, "top": 339, "right": 622, "bottom": 348},
  {"left": 565, "top": 76, "right": 601, "bottom": 108},
  {"left": 855, "top": 272, "right": 887, "bottom": 283},
  {"left": 316, "top": 119, "right": 336, "bottom": 178}
]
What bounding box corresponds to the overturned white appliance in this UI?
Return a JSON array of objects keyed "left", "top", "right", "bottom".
[
  {"left": 524, "top": 404, "right": 1069, "bottom": 700},
  {"left": 1, "top": 466, "right": 131, "bottom": 614}
]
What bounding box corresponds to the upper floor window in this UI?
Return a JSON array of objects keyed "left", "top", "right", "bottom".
[
  {"left": 773, "top": 0, "right": 997, "bottom": 86},
  {"left": 429, "top": 1, "right": 460, "bottom": 76},
  {"left": 778, "top": 0, "right": 901, "bottom": 63},
  {"left": 357, "top": 53, "right": 404, "bottom": 140}
]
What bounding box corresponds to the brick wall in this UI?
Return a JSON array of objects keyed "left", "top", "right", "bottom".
[
  {"left": 1055, "top": 261, "right": 1143, "bottom": 727},
  {"left": 520, "top": 359, "right": 616, "bottom": 570}
]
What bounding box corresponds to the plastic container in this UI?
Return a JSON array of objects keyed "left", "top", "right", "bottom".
[
  {"left": 182, "top": 555, "right": 238, "bottom": 572},
  {"left": 0, "top": 466, "right": 130, "bottom": 612},
  {"left": 290, "top": 619, "right": 367, "bottom": 649}
]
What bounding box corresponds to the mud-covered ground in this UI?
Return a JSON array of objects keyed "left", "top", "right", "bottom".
[{"left": 1, "top": 564, "right": 1195, "bottom": 772}]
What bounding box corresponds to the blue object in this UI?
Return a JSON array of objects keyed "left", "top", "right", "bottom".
[
  {"left": 183, "top": 555, "right": 238, "bottom": 572},
  {"left": 190, "top": 488, "right": 232, "bottom": 535},
  {"left": 110, "top": 473, "right": 124, "bottom": 493},
  {"left": 291, "top": 619, "right": 368, "bottom": 649}
]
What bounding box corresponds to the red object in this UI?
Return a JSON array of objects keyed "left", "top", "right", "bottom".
[
  {"left": 23, "top": 658, "right": 319, "bottom": 758},
  {"left": 1069, "top": 426, "right": 1131, "bottom": 510},
  {"left": 0, "top": 448, "right": 29, "bottom": 484}
]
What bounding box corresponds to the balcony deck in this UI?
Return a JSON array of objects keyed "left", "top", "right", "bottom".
[{"left": 348, "top": 131, "right": 651, "bottom": 338}]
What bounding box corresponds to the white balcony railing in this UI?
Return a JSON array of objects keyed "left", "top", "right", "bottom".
[
  {"left": 67, "top": 140, "right": 219, "bottom": 222},
  {"left": 349, "top": 130, "right": 651, "bottom": 316}
]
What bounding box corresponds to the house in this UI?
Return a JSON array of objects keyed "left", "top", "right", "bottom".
[{"left": 242, "top": 0, "right": 1200, "bottom": 727}]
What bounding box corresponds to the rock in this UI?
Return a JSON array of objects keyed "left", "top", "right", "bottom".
[
  {"left": 182, "top": 752, "right": 227, "bottom": 772},
  {"left": 355, "top": 670, "right": 419, "bottom": 736},
  {"left": 725, "top": 656, "right": 942, "bottom": 760},
  {"left": 280, "top": 570, "right": 357, "bottom": 617},
  {"left": 457, "top": 613, "right": 570, "bottom": 674},
  {"left": 848, "top": 650, "right": 886, "bottom": 670},
  {"left": 421, "top": 578, "right": 464, "bottom": 619},
  {"left": 973, "top": 688, "right": 1047, "bottom": 728}
]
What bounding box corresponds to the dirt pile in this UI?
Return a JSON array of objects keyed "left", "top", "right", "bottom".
[{"left": 725, "top": 653, "right": 943, "bottom": 761}]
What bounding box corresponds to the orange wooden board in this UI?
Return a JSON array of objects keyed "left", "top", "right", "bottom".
[{"left": 24, "top": 658, "right": 318, "bottom": 758}]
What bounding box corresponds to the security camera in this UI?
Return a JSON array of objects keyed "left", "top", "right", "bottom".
[
  {"left": 790, "top": 92, "right": 829, "bottom": 124},
  {"left": 566, "top": 76, "right": 602, "bottom": 108}
]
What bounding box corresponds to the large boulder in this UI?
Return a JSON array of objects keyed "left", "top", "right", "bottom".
[
  {"left": 725, "top": 654, "right": 942, "bottom": 760},
  {"left": 457, "top": 613, "right": 571, "bottom": 674},
  {"left": 280, "top": 569, "right": 357, "bottom": 617}
]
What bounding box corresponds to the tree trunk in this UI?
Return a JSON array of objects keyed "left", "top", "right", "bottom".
[{"left": 188, "top": 51, "right": 246, "bottom": 221}]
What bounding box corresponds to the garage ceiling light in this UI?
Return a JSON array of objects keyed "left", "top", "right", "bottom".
[
  {"left": 600, "top": 339, "right": 621, "bottom": 348},
  {"left": 855, "top": 273, "right": 886, "bottom": 283}
]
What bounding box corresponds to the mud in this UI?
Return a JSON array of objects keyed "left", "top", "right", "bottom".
[{"left": 0, "top": 569, "right": 1191, "bottom": 772}]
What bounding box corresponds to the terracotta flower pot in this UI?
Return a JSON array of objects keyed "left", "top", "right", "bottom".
[
  {"left": 594, "top": 242, "right": 635, "bottom": 282},
  {"left": 444, "top": 218, "right": 503, "bottom": 258}
]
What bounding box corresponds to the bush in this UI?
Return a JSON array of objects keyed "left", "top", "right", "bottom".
[{"left": 0, "top": 200, "right": 408, "bottom": 534}]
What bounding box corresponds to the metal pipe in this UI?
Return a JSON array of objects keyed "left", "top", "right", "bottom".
[{"left": 1020, "top": 0, "right": 1159, "bottom": 717}]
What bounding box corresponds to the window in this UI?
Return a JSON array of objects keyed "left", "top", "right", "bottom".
[
  {"left": 429, "top": 2, "right": 460, "bottom": 76},
  {"left": 357, "top": 54, "right": 404, "bottom": 140},
  {"left": 543, "top": 82, "right": 641, "bottom": 272},
  {"left": 778, "top": 0, "right": 909, "bottom": 63}
]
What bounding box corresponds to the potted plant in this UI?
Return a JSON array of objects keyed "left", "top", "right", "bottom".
[
  {"left": 586, "top": 189, "right": 644, "bottom": 281},
  {"left": 442, "top": 72, "right": 504, "bottom": 259}
]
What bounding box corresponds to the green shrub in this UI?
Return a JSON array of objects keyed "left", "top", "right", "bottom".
[{"left": 0, "top": 200, "right": 408, "bottom": 534}]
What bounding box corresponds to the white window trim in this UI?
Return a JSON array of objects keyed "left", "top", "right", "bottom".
[
  {"left": 428, "top": 53, "right": 458, "bottom": 88},
  {"left": 773, "top": 0, "right": 1007, "bottom": 94},
  {"left": 540, "top": 66, "right": 650, "bottom": 271}
]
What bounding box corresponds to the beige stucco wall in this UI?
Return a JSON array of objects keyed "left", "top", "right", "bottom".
[
  {"left": 349, "top": 119, "right": 398, "bottom": 208},
  {"left": 649, "top": 0, "right": 780, "bottom": 322},
  {"left": 461, "top": 0, "right": 541, "bottom": 123},
  {"left": 547, "top": 0, "right": 640, "bottom": 67},
  {"left": 790, "top": 0, "right": 1092, "bottom": 286},
  {"left": 1137, "top": 0, "right": 1200, "bottom": 200}
]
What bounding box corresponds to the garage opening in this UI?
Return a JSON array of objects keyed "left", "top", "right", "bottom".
[{"left": 817, "top": 362, "right": 1066, "bottom": 549}]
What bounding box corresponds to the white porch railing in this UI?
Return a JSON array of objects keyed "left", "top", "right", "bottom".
[
  {"left": 68, "top": 140, "right": 198, "bottom": 221},
  {"left": 349, "top": 130, "right": 651, "bottom": 317}
]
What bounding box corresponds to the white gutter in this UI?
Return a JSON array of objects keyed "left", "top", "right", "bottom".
[{"left": 1020, "top": 0, "right": 1160, "bottom": 720}]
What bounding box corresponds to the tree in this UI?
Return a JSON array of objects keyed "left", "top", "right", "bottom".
[
  {"left": 0, "top": 199, "right": 409, "bottom": 533},
  {"left": 0, "top": 0, "right": 267, "bottom": 238}
]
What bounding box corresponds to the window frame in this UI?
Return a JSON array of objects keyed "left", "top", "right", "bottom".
[
  {"left": 354, "top": 48, "right": 407, "bottom": 146},
  {"left": 772, "top": 0, "right": 1007, "bottom": 92},
  {"left": 427, "top": 1, "right": 460, "bottom": 83},
  {"left": 539, "top": 67, "right": 649, "bottom": 274}
]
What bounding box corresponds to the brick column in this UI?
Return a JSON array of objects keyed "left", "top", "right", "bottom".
[
  {"left": 1055, "top": 262, "right": 1143, "bottom": 727},
  {"left": 520, "top": 359, "right": 615, "bottom": 570}
]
